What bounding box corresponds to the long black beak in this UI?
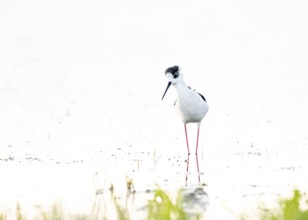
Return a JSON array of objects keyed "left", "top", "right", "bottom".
[{"left": 161, "top": 82, "right": 172, "bottom": 100}]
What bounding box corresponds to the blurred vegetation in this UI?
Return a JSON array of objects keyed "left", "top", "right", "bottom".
[
  {"left": 241, "top": 189, "right": 308, "bottom": 220},
  {"left": 260, "top": 189, "right": 308, "bottom": 220},
  {"left": 0, "top": 202, "right": 64, "bottom": 220},
  {"left": 1, "top": 187, "right": 307, "bottom": 220},
  {"left": 146, "top": 189, "right": 188, "bottom": 220}
]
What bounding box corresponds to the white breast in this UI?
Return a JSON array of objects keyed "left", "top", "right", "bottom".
[{"left": 175, "top": 88, "right": 209, "bottom": 124}]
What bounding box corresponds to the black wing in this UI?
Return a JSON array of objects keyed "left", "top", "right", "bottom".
[
  {"left": 188, "top": 85, "right": 206, "bottom": 102},
  {"left": 198, "top": 92, "right": 206, "bottom": 102}
]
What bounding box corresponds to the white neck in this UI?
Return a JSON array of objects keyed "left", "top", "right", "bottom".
[{"left": 172, "top": 78, "right": 189, "bottom": 97}]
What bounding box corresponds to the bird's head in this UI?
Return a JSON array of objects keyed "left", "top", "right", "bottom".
[{"left": 161, "top": 65, "right": 182, "bottom": 100}]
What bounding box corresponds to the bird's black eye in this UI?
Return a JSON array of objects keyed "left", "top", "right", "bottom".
[{"left": 173, "top": 72, "right": 179, "bottom": 78}]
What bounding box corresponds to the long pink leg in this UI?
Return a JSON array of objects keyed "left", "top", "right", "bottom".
[
  {"left": 184, "top": 124, "right": 190, "bottom": 155},
  {"left": 195, "top": 124, "right": 200, "bottom": 156},
  {"left": 196, "top": 124, "right": 201, "bottom": 183}
]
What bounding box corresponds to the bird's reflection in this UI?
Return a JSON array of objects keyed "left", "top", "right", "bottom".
[
  {"left": 180, "top": 184, "right": 209, "bottom": 216},
  {"left": 184, "top": 154, "right": 209, "bottom": 217},
  {"left": 185, "top": 154, "right": 201, "bottom": 186},
  {"left": 196, "top": 155, "right": 201, "bottom": 183}
]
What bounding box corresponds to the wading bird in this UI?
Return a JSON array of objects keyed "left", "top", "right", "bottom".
[
  {"left": 161, "top": 65, "right": 209, "bottom": 155},
  {"left": 161, "top": 65, "right": 209, "bottom": 183}
]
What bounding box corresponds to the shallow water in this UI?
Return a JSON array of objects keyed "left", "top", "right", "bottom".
[{"left": 1, "top": 0, "right": 308, "bottom": 219}]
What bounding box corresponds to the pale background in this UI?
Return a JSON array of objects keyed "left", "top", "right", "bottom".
[{"left": 1, "top": 0, "right": 308, "bottom": 219}]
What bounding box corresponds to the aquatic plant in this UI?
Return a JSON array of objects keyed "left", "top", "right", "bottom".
[
  {"left": 1, "top": 187, "right": 307, "bottom": 220},
  {"left": 146, "top": 189, "right": 187, "bottom": 220},
  {"left": 259, "top": 189, "right": 308, "bottom": 220}
]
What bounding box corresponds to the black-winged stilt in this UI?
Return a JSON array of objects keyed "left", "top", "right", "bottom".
[
  {"left": 161, "top": 65, "right": 209, "bottom": 183},
  {"left": 161, "top": 65, "right": 209, "bottom": 155}
]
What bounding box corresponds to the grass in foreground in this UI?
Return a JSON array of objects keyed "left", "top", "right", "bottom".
[
  {"left": 1, "top": 202, "right": 64, "bottom": 220},
  {"left": 241, "top": 189, "right": 308, "bottom": 220},
  {"left": 146, "top": 189, "right": 189, "bottom": 220},
  {"left": 1, "top": 188, "right": 308, "bottom": 220},
  {"left": 260, "top": 189, "right": 308, "bottom": 220}
]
